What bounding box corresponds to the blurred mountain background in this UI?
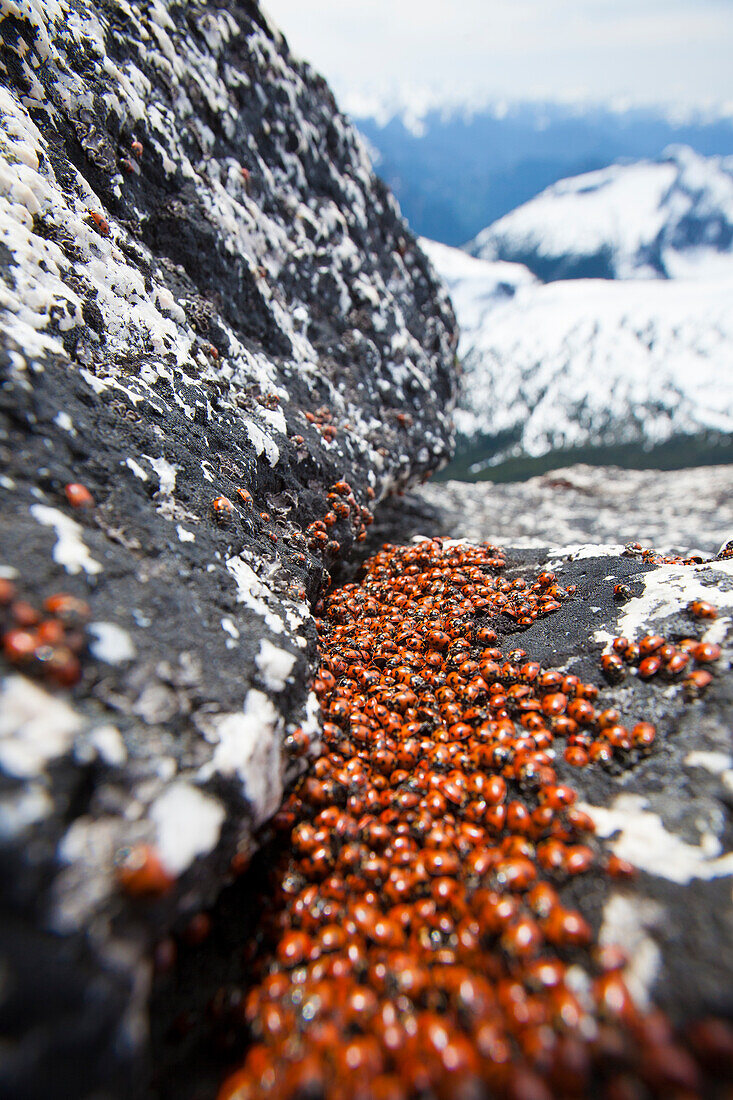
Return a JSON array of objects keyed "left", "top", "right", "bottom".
[{"left": 353, "top": 100, "right": 733, "bottom": 248}]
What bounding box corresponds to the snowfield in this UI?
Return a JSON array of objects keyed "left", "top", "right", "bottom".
[
  {"left": 419, "top": 239, "right": 537, "bottom": 349},
  {"left": 447, "top": 272, "right": 733, "bottom": 460}
]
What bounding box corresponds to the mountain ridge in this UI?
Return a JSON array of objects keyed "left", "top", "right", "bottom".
[
  {"left": 469, "top": 144, "right": 733, "bottom": 282},
  {"left": 353, "top": 100, "right": 733, "bottom": 246}
]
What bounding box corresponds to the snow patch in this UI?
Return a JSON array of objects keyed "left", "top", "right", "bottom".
[{"left": 471, "top": 146, "right": 733, "bottom": 283}]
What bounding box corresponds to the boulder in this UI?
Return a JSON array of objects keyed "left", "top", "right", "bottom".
[
  {"left": 501, "top": 541, "right": 733, "bottom": 1029},
  {"left": 0, "top": 1, "right": 456, "bottom": 1095}
]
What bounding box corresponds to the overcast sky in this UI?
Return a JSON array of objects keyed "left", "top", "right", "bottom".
[{"left": 263, "top": 0, "right": 733, "bottom": 113}]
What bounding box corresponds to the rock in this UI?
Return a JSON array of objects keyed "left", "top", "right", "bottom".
[
  {"left": 0, "top": 1, "right": 456, "bottom": 1095},
  {"left": 417, "top": 464, "right": 733, "bottom": 557},
  {"left": 502, "top": 542, "right": 733, "bottom": 1028}
]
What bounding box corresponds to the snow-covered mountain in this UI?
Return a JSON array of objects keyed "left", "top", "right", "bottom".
[
  {"left": 423, "top": 147, "right": 733, "bottom": 473},
  {"left": 442, "top": 268, "right": 733, "bottom": 465},
  {"left": 469, "top": 145, "right": 733, "bottom": 282}
]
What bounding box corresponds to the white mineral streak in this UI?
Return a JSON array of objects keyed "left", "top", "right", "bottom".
[
  {"left": 599, "top": 894, "right": 663, "bottom": 1008},
  {"left": 611, "top": 560, "right": 733, "bottom": 643},
  {"left": 125, "top": 457, "right": 149, "bottom": 481},
  {"left": 581, "top": 794, "right": 733, "bottom": 884},
  {"left": 684, "top": 751, "right": 733, "bottom": 774},
  {"left": 221, "top": 616, "right": 240, "bottom": 639},
  {"left": 702, "top": 615, "right": 732, "bottom": 646},
  {"left": 144, "top": 454, "right": 177, "bottom": 496},
  {"left": 150, "top": 781, "right": 225, "bottom": 875},
  {"left": 176, "top": 525, "right": 196, "bottom": 542},
  {"left": 29, "top": 504, "right": 102, "bottom": 575},
  {"left": 0, "top": 674, "right": 84, "bottom": 778},
  {"left": 54, "top": 410, "right": 74, "bottom": 433},
  {"left": 0, "top": 782, "right": 53, "bottom": 838},
  {"left": 226, "top": 554, "right": 285, "bottom": 633},
  {"left": 548, "top": 543, "right": 626, "bottom": 561},
  {"left": 88, "top": 724, "right": 127, "bottom": 766},
  {"left": 245, "top": 420, "right": 280, "bottom": 467},
  {"left": 88, "top": 622, "right": 137, "bottom": 664},
  {"left": 256, "top": 638, "right": 295, "bottom": 691},
  {"left": 53, "top": 815, "right": 122, "bottom": 932},
  {"left": 299, "top": 688, "right": 323, "bottom": 753},
  {"left": 200, "top": 690, "right": 283, "bottom": 826}
]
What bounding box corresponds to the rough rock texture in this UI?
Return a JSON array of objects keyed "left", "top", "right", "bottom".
[
  {"left": 508, "top": 544, "right": 733, "bottom": 1024},
  {"left": 0, "top": 2, "right": 456, "bottom": 1096},
  {"left": 417, "top": 464, "right": 733, "bottom": 557}
]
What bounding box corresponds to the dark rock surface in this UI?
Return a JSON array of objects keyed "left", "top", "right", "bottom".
[
  {"left": 0, "top": 2, "right": 456, "bottom": 1096},
  {"left": 504, "top": 544, "right": 733, "bottom": 1027}
]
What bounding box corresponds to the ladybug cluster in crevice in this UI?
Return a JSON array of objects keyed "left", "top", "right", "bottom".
[
  {"left": 214, "top": 539, "right": 731, "bottom": 1100},
  {"left": 0, "top": 579, "right": 89, "bottom": 688},
  {"left": 305, "top": 480, "right": 375, "bottom": 562}
]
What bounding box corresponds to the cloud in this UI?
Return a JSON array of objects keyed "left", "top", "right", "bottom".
[{"left": 263, "top": 0, "right": 733, "bottom": 106}]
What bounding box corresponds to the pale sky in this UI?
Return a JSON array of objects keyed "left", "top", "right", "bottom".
[{"left": 263, "top": 0, "right": 733, "bottom": 113}]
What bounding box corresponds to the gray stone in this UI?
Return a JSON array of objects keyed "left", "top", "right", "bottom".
[{"left": 417, "top": 464, "right": 733, "bottom": 556}]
